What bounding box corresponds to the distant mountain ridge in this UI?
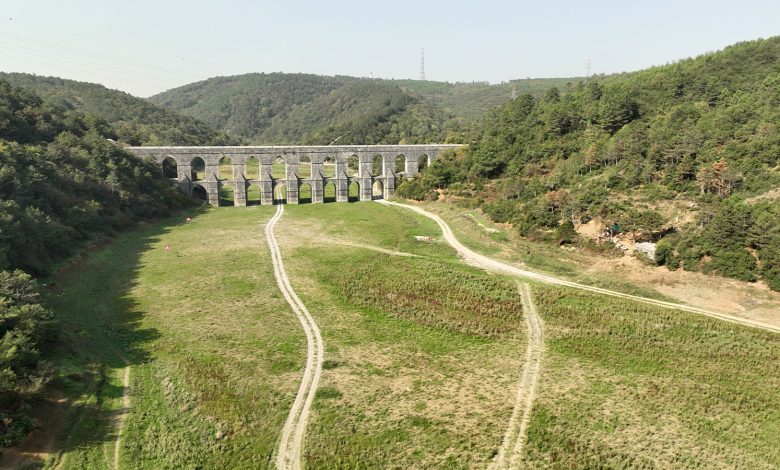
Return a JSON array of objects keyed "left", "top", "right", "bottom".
[
  {"left": 0, "top": 72, "right": 234, "bottom": 146},
  {"left": 148, "top": 72, "right": 579, "bottom": 144}
]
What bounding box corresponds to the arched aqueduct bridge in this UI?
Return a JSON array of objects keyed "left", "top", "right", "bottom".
[{"left": 127, "top": 145, "right": 463, "bottom": 206}]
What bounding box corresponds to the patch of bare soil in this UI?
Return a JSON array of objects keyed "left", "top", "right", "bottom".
[
  {"left": 584, "top": 256, "right": 780, "bottom": 327},
  {"left": 0, "top": 390, "right": 68, "bottom": 469}
]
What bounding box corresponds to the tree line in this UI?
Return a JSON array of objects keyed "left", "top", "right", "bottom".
[
  {"left": 399, "top": 36, "right": 780, "bottom": 290},
  {"left": 0, "top": 79, "right": 196, "bottom": 446}
]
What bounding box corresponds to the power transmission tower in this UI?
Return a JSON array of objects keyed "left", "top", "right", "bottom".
[{"left": 419, "top": 48, "right": 426, "bottom": 81}]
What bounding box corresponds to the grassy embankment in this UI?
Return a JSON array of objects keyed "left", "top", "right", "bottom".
[
  {"left": 524, "top": 285, "right": 780, "bottom": 468},
  {"left": 414, "top": 200, "right": 675, "bottom": 299}
]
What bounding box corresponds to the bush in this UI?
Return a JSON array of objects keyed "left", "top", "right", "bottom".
[
  {"left": 395, "top": 179, "right": 437, "bottom": 201},
  {"left": 655, "top": 240, "right": 679, "bottom": 270},
  {"left": 704, "top": 248, "right": 758, "bottom": 282}
]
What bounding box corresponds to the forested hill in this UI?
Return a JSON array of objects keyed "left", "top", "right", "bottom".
[
  {"left": 0, "top": 72, "right": 234, "bottom": 146},
  {"left": 391, "top": 77, "right": 581, "bottom": 122},
  {"left": 0, "top": 78, "right": 193, "bottom": 445},
  {"left": 407, "top": 36, "right": 780, "bottom": 290},
  {"left": 149, "top": 72, "right": 577, "bottom": 144}
]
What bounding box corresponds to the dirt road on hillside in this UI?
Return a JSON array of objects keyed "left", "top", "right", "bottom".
[
  {"left": 491, "top": 283, "right": 544, "bottom": 470},
  {"left": 377, "top": 200, "right": 780, "bottom": 334},
  {"left": 267, "top": 204, "right": 324, "bottom": 470}
]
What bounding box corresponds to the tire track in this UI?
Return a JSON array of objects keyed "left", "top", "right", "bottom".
[
  {"left": 491, "top": 283, "right": 543, "bottom": 469},
  {"left": 113, "top": 365, "right": 131, "bottom": 469},
  {"left": 376, "top": 200, "right": 780, "bottom": 334},
  {"left": 266, "top": 203, "right": 324, "bottom": 470}
]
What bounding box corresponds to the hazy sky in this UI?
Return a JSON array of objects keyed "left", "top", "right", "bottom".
[{"left": 2, "top": 0, "right": 779, "bottom": 97}]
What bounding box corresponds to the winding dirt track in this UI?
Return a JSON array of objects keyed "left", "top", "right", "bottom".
[
  {"left": 377, "top": 200, "right": 780, "bottom": 334},
  {"left": 490, "top": 283, "right": 544, "bottom": 469},
  {"left": 267, "top": 204, "right": 324, "bottom": 470}
]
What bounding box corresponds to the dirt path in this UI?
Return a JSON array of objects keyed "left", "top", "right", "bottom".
[
  {"left": 377, "top": 200, "right": 780, "bottom": 334},
  {"left": 491, "top": 283, "right": 544, "bottom": 470},
  {"left": 266, "top": 204, "right": 324, "bottom": 470},
  {"left": 113, "top": 365, "right": 131, "bottom": 469}
]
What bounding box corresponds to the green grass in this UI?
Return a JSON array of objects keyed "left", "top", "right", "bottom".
[
  {"left": 523, "top": 285, "right": 780, "bottom": 468},
  {"left": 48, "top": 206, "right": 304, "bottom": 469},
  {"left": 42, "top": 200, "right": 780, "bottom": 468},
  {"left": 277, "top": 203, "right": 526, "bottom": 468},
  {"left": 337, "top": 255, "right": 523, "bottom": 338}
]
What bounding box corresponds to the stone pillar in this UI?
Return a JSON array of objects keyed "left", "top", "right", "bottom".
[
  {"left": 336, "top": 178, "right": 349, "bottom": 203},
  {"left": 205, "top": 160, "right": 220, "bottom": 182},
  {"left": 260, "top": 180, "right": 274, "bottom": 205},
  {"left": 381, "top": 154, "right": 394, "bottom": 177},
  {"left": 233, "top": 162, "right": 246, "bottom": 182},
  {"left": 359, "top": 177, "right": 372, "bottom": 201},
  {"left": 405, "top": 154, "right": 419, "bottom": 179},
  {"left": 234, "top": 176, "right": 247, "bottom": 207},
  {"left": 287, "top": 161, "right": 299, "bottom": 180},
  {"left": 311, "top": 161, "right": 324, "bottom": 179},
  {"left": 311, "top": 178, "right": 324, "bottom": 203},
  {"left": 175, "top": 163, "right": 192, "bottom": 195},
  {"left": 206, "top": 180, "right": 219, "bottom": 206},
  {"left": 177, "top": 163, "right": 192, "bottom": 182},
  {"left": 259, "top": 162, "right": 274, "bottom": 205},
  {"left": 383, "top": 175, "right": 395, "bottom": 199},
  {"left": 287, "top": 179, "right": 299, "bottom": 204},
  {"left": 335, "top": 158, "right": 347, "bottom": 179},
  {"left": 358, "top": 154, "right": 372, "bottom": 178}
]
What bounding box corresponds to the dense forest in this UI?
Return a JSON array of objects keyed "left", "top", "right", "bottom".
[
  {"left": 0, "top": 73, "right": 235, "bottom": 146},
  {"left": 0, "top": 79, "right": 194, "bottom": 445},
  {"left": 402, "top": 37, "right": 780, "bottom": 290},
  {"left": 149, "top": 72, "right": 576, "bottom": 144}
]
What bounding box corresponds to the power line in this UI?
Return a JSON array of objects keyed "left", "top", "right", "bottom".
[
  {"left": 0, "top": 43, "right": 187, "bottom": 85},
  {"left": 0, "top": 31, "right": 201, "bottom": 80}
]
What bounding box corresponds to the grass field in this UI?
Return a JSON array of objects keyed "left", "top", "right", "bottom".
[
  {"left": 276, "top": 203, "right": 528, "bottom": 468},
  {"left": 524, "top": 285, "right": 780, "bottom": 469},
  {"left": 47, "top": 206, "right": 305, "bottom": 468},
  {"left": 43, "top": 202, "right": 528, "bottom": 468},
  {"left": 37, "top": 200, "right": 780, "bottom": 469}
]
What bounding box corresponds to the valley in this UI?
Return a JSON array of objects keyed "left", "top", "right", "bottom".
[
  {"left": 6, "top": 199, "right": 776, "bottom": 468},
  {"left": 0, "top": 17, "right": 779, "bottom": 469}
]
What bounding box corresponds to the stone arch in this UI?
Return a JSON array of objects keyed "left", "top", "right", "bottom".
[
  {"left": 162, "top": 157, "right": 177, "bottom": 178},
  {"left": 299, "top": 182, "right": 312, "bottom": 204},
  {"left": 323, "top": 180, "right": 336, "bottom": 203},
  {"left": 418, "top": 154, "right": 430, "bottom": 171},
  {"left": 372, "top": 154, "right": 383, "bottom": 176},
  {"left": 299, "top": 155, "right": 311, "bottom": 179},
  {"left": 272, "top": 156, "right": 286, "bottom": 180},
  {"left": 347, "top": 155, "right": 359, "bottom": 177},
  {"left": 247, "top": 183, "right": 261, "bottom": 206},
  {"left": 394, "top": 154, "right": 406, "bottom": 175},
  {"left": 372, "top": 179, "right": 384, "bottom": 199},
  {"left": 274, "top": 182, "right": 287, "bottom": 204},
  {"left": 348, "top": 180, "right": 360, "bottom": 202},
  {"left": 192, "top": 184, "right": 208, "bottom": 201},
  {"left": 322, "top": 156, "right": 336, "bottom": 178},
  {"left": 219, "top": 156, "right": 233, "bottom": 180},
  {"left": 246, "top": 156, "right": 260, "bottom": 180},
  {"left": 191, "top": 157, "right": 206, "bottom": 181}
]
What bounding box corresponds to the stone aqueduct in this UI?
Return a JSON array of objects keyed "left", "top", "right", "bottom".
[{"left": 128, "top": 145, "right": 462, "bottom": 206}]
